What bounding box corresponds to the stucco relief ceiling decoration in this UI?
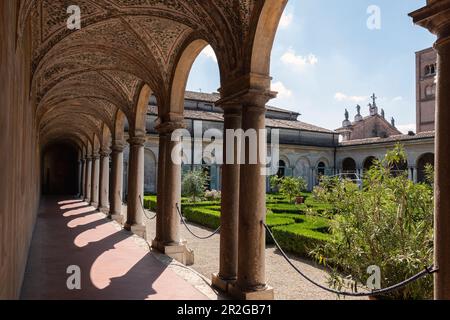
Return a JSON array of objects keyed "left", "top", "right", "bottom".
[{"left": 19, "top": 0, "right": 264, "bottom": 150}]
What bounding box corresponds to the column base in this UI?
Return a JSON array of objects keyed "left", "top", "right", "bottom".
[
  {"left": 211, "top": 273, "right": 236, "bottom": 293},
  {"left": 125, "top": 223, "right": 146, "bottom": 238},
  {"left": 84, "top": 198, "right": 91, "bottom": 203},
  {"left": 152, "top": 240, "right": 194, "bottom": 266},
  {"left": 90, "top": 201, "right": 99, "bottom": 209},
  {"left": 228, "top": 283, "right": 274, "bottom": 300},
  {"left": 111, "top": 214, "right": 124, "bottom": 225},
  {"left": 99, "top": 206, "right": 110, "bottom": 214}
]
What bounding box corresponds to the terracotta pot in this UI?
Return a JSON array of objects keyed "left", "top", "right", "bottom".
[{"left": 295, "top": 196, "right": 305, "bottom": 204}]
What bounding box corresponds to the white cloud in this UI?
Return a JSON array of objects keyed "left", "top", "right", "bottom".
[
  {"left": 392, "top": 96, "right": 403, "bottom": 102},
  {"left": 397, "top": 123, "right": 416, "bottom": 134},
  {"left": 200, "top": 45, "right": 217, "bottom": 62},
  {"left": 279, "top": 12, "right": 293, "bottom": 29},
  {"left": 334, "top": 92, "right": 368, "bottom": 103},
  {"left": 281, "top": 48, "right": 318, "bottom": 70},
  {"left": 272, "top": 81, "right": 292, "bottom": 99}
]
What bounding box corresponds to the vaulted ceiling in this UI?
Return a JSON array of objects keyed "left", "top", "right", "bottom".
[{"left": 18, "top": 0, "right": 286, "bottom": 154}]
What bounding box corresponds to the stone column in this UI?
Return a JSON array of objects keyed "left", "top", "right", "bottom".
[
  {"left": 78, "top": 160, "right": 83, "bottom": 196},
  {"left": 110, "top": 142, "right": 124, "bottom": 223},
  {"left": 124, "top": 136, "right": 146, "bottom": 238},
  {"left": 84, "top": 157, "right": 92, "bottom": 203},
  {"left": 81, "top": 159, "right": 86, "bottom": 199},
  {"left": 152, "top": 133, "right": 168, "bottom": 248},
  {"left": 212, "top": 102, "right": 242, "bottom": 292},
  {"left": 434, "top": 32, "right": 450, "bottom": 300},
  {"left": 413, "top": 167, "right": 418, "bottom": 184},
  {"left": 90, "top": 154, "right": 100, "bottom": 208},
  {"left": 153, "top": 121, "right": 193, "bottom": 265},
  {"left": 99, "top": 150, "right": 111, "bottom": 213},
  {"left": 410, "top": 1, "right": 450, "bottom": 300},
  {"left": 230, "top": 90, "right": 275, "bottom": 300}
]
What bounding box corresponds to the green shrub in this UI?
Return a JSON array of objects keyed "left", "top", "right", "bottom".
[
  {"left": 182, "top": 170, "right": 208, "bottom": 203},
  {"left": 311, "top": 144, "right": 434, "bottom": 300},
  {"left": 272, "top": 224, "right": 331, "bottom": 258}
]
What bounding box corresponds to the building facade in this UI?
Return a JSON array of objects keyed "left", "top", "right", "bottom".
[
  {"left": 123, "top": 90, "right": 435, "bottom": 196},
  {"left": 416, "top": 47, "right": 437, "bottom": 133}
]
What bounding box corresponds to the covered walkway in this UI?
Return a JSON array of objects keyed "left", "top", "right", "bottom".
[{"left": 21, "top": 197, "right": 208, "bottom": 300}]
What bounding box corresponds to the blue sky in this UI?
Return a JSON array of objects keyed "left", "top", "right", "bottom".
[{"left": 186, "top": 0, "right": 435, "bottom": 133}]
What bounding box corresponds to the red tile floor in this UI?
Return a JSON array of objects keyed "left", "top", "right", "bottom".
[{"left": 20, "top": 197, "right": 208, "bottom": 300}]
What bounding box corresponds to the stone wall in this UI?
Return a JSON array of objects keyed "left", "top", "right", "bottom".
[{"left": 0, "top": 1, "right": 41, "bottom": 299}]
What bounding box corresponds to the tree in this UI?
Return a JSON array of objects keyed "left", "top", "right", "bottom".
[
  {"left": 182, "top": 170, "right": 208, "bottom": 203},
  {"left": 311, "top": 144, "right": 434, "bottom": 299},
  {"left": 270, "top": 176, "right": 307, "bottom": 203}
]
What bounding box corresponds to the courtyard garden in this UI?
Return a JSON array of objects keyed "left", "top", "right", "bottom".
[{"left": 144, "top": 145, "right": 435, "bottom": 299}]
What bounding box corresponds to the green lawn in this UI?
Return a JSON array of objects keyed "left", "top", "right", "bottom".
[{"left": 144, "top": 193, "right": 333, "bottom": 258}]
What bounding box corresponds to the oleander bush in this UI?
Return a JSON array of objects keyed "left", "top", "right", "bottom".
[{"left": 311, "top": 144, "right": 434, "bottom": 300}]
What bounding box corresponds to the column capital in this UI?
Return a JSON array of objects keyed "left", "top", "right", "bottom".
[
  {"left": 92, "top": 153, "right": 100, "bottom": 160},
  {"left": 155, "top": 121, "right": 186, "bottom": 135},
  {"left": 409, "top": 2, "right": 450, "bottom": 40},
  {"left": 128, "top": 135, "right": 147, "bottom": 147},
  {"left": 100, "top": 149, "right": 111, "bottom": 157},
  {"left": 112, "top": 143, "right": 125, "bottom": 153},
  {"left": 85, "top": 156, "right": 92, "bottom": 161}
]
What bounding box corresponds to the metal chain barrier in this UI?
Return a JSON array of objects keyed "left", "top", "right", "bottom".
[
  {"left": 263, "top": 222, "right": 438, "bottom": 297},
  {"left": 176, "top": 203, "right": 221, "bottom": 240},
  {"left": 139, "top": 195, "right": 157, "bottom": 220}
]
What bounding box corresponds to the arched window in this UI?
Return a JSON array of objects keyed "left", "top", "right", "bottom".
[
  {"left": 317, "top": 162, "right": 326, "bottom": 176},
  {"left": 430, "top": 64, "right": 436, "bottom": 75},
  {"left": 425, "top": 65, "right": 430, "bottom": 75},
  {"left": 417, "top": 153, "right": 434, "bottom": 183},
  {"left": 363, "top": 156, "right": 377, "bottom": 171},
  {"left": 342, "top": 158, "right": 356, "bottom": 174},
  {"left": 426, "top": 86, "right": 433, "bottom": 97},
  {"left": 277, "top": 160, "right": 286, "bottom": 178}
]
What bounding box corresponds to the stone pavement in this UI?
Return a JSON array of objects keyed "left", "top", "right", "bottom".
[{"left": 21, "top": 197, "right": 210, "bottom": 300}]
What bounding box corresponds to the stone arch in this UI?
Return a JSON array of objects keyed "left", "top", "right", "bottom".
[
  {"left": 113, "top": 109, "right": 127, "bottom": 144},
  {"left": 144, "top": 149, "right": 157, "bottom": 195},
  {"left": 363, "top": 156, "right": 378, "bottom": 171},
  {"left": 342, "top": 157, "right": 357, "bottom": 173},
  {"left": 170, "top": 39, "right": 209, "bottom": 114},
  {"left": 132, "top": 84, "right": 153, "bottom": 137},
  {"left": 417, "top": 153, "right": 435, "bottom": 183},
  {"left": 250, "top": 0, "right": 289, "bottom": 76}
]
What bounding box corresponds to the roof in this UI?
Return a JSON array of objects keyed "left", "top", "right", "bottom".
[
  {"left": 184, "top": 91, "right": 300, "bottom": 116},
  {"left": 339, "top": 131, "right": 435, "bottom": 146},
  {"left": 147, "top": 105, "right": 333, "bottom": 134}
]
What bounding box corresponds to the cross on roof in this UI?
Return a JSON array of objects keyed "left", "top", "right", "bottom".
[{"left": 371, "top": 93, "right": 377, "bottom": 106}]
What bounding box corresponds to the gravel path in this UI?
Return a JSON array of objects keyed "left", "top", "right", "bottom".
[{"left": 141, "top": 209, "right": 365, "bottom": 300}]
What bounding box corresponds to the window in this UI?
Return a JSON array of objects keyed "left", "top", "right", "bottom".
[{"left": 425, "top": 65, "right": 430, "bottom": 76}]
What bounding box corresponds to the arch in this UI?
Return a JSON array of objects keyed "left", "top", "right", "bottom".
[
  {"left": 363, "top": 156, "right": 377, "bottom": 171},
  {"left": 101, "top": 124, "right": 112, "bottom": 152},
  {"left": 250, "top": 0, "right": 289, "bottom": 76},
  {"left": 391, "top": 159, "right": 408, "bottom": 177},
  {"left": 417, "top": 153, "right": 435, "bottom": 183},
  {"left": 170, "top": 38, "right": 210, "bottom": 116},
  {"left": 277, "top": 160, "right": 287, "bottom": 178},
  {"left": 342, "top": 157, "right": 357, "bottom": 173},
  {"left": 113, "top": 109, "right": 127, "bottom": 143},
  {"left": 133, "top": 84, "right": 153, "bottom": 137},
  {"left": 317, "top": 162, "right": 326, "bottom": 176}
]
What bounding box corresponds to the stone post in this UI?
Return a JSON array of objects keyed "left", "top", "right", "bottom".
[
  {"left": 90, "top": 153, "right": 100, "bottom": 208},
  {"left": 153, "top": 121, "right": 193, "bottom": 265},
  {"left": 152, "top": 133, "right": 168, "bottom": 248},
  {"left": 99, "top": 150, "right": 111, "bottom": 213},
  {"left": 110, "top": 142, "right": 124, "bottom": 223},
  {"left": 124, "top": 136, "right": 146, "bottom": 238},
  {"left": 410, "top": 1, "right": 450, "bottom": 299},
  {"left": 84, "top": 156, "right": 92, "bottom": 203},
  {"left": 81, "top": 159, "right": 86, "bottom": 199},
  {"left": 229, "top": 89, "right": 275, "bottom": 300},
  {"left": 212, "top": 101, "right": 242, "bottom": 292}
]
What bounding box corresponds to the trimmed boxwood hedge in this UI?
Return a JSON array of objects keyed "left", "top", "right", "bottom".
[
  {"left": 271, "top": 223, "right": 331, "bottom": 258},
  {"left": 145, "top": 194, "right": 333, "bottom": 259}
]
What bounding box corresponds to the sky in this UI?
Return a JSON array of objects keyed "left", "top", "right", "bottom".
[{"left": 186, "top": 0, "right": 436, "bottom": 133}]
